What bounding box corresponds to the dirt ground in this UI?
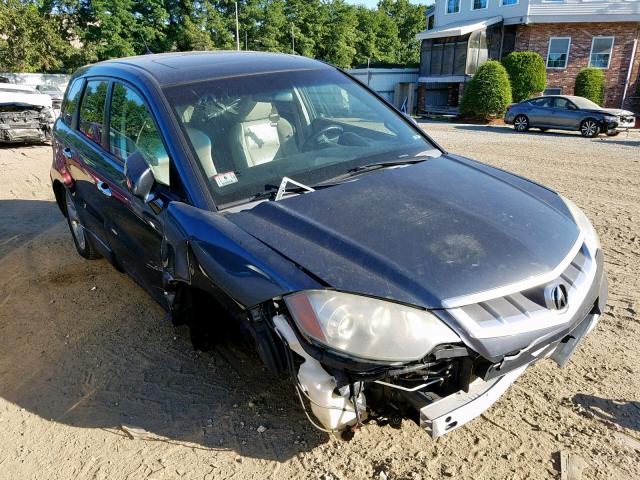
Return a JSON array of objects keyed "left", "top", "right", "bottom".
[{"left": 0, "top": 124, "right": 639, "bottom": 480}]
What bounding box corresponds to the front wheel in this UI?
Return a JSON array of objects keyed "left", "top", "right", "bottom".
[
  {"left": 580, "top": 119, "right": 600, "bottom": 138},
  {"left": 65, "top": 189, "right": 101, "bottom": 260},
  {"left": 513, "top": 115, "right": 529, "bottom": 132}
]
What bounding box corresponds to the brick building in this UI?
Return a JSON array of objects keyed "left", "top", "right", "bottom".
[{"left": 416, "top": 0, "right": 640, "bottom": 113}]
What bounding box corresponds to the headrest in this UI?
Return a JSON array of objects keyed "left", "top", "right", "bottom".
[{"left": 240, "top": 101, "right": 275, "bottom": 122}]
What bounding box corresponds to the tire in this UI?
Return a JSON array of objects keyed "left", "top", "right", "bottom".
[
  {"left": 580, "top": 119, "right": 600, "bottom": 138},
  {"left": 606, "top": 130, "right": 620, "bottom": 137},
  {"left": 513, "top": 115, "right": 529, "bottom": 132},
  {"left": 64, "top": 188, "right": 101, "bottom": 260}
]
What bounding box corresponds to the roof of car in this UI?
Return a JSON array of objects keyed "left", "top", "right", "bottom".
[{"left": 91, "top": 51, "right": 332, "bottom": 86}]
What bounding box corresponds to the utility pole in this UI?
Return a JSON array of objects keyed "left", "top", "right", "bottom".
[
  {"left": 291, "top": 24, "right": 295, "bottom": 54},
  {"left": 245, "top": 31, "right": 248, "bottom": 51},
  {"left": 235, "top": 2, "right": 240, "bottom": 51}
]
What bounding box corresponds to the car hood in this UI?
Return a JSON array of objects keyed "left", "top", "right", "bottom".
[
  {"left": 227, "top": 155, "right": 580, "bottom": 309},
  {"left": 0, "top": 92, "right": 52, "bottom": 108},
  {"left": 584, "top": 107, "right": 635, "bottom": 117}
]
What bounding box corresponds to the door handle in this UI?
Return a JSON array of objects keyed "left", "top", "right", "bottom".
[
  {"left": 62, "top": 147, "right": 73, "bottom": 159},
  {"left": 97, "top": 181, "right": 112, "bottom": 197}
]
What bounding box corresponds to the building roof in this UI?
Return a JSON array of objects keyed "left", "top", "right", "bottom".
[
  {"left": 93, "top": 51, "right": 330, "bottom": 86},
  {"left": 416, "top": 16, "right": 503, "bottom": 41}
]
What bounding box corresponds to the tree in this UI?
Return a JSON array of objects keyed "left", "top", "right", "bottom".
[
  {"left": 377, "top": 0, "right": 426, "bottom": 66},
  {"left": 257, "top": 0, "right": 287, "bottom": 52},
  {"left": 574, "top": 68, "right": 606, "bottom": 106},
  {"left": 318, "top": 0, "right": 357, "bottom": 69},
  {"left": 502, "top": 51, "right": 546, "bottom": 102},
  {"left": 0, "top": 0, "right": 74, "bottom": 72},
  {"left": 460, "top": 60, "right": 512, "bottom": 119}
]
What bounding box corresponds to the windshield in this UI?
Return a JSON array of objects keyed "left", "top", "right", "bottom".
[
  {"left": 570, "top": 96, "right": 602, "bottom": 110},
  {"left": 163, "top": 68, "right": 436, "bottom": 207}
]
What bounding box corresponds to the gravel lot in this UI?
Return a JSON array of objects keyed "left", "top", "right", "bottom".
[{"left": 0, "top": 123, "right": 639, "bottom": 480}]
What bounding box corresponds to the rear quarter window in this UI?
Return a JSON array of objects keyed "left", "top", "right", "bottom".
[{"left": 61, "top": 79, "right": 83, "bottom": 126}]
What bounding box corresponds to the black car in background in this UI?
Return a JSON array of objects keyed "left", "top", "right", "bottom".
[{"left": 505, "top": 95, "right": 635, "bottom": 137}]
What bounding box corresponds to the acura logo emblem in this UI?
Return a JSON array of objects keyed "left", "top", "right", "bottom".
[{"left": 545, "top": 283, "right": 569, "bottom": 310}]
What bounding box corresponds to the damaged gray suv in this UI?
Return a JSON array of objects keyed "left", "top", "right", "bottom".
[{"left": 51, "top": 52, "right": 607, "bottom": 440}]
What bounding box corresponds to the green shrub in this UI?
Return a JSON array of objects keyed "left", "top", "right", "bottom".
[
  {"left": 459, "top": 61, "right": 512, "bottom": 119},
  {"left": 502, "top": 51, "right": 546, "bottom": 102},
  {"left": 574, "top": 68, "right": 605, "bottom": 106}
]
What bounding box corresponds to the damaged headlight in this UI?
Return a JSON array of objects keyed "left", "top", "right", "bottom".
[
  {"left": 561, "top": 196, "right": 601, "bottom": 252},
  {"left": 284, "top": 290, "right": 459, "bottom": 362}
]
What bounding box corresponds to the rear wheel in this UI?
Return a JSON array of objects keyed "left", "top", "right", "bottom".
[
  {"left": 65, "top": 189, "right": 101, "bottom": 260},
  {"left": 580, "top": 119, "right": 600, "bottom": 138},
  {"left": 513, "top": 115, "right": 529, "bottom": 132}
]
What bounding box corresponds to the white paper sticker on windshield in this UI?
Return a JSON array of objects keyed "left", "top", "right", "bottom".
[{"left": 214, "top": 171, "right": 238, "bottom": 187}]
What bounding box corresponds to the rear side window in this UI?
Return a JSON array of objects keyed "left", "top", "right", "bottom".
[
  {"left": 61, "top": 79, "right": 82, "bottom": 126},
  {"left": 79, "top": 80, "right": 108, "bottom": 146},
  {"left": 109, "top": 82, "right": 170, "bottom": 186},
  {"left": 530, "top": 98, "right": 552, "bottom": 108}
]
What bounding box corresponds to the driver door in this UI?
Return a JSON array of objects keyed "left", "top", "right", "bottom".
[{"left": 103, "top": 81, "right": 173, "bottom": 305}]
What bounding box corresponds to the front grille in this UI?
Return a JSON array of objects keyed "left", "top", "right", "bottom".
[{"left": 447, "top": 242, "right": 597, "bottom": 340}]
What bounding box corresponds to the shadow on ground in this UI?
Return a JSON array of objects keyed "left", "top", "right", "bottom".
[
  {"left": 0, "top": 199, "right": 326, "bottom": 462},
  {"left": 0, "top": 199, "right": 62, "bottom": 258},
  {"left": 572, "top": 394, "right": 640, "bottom": 432}
]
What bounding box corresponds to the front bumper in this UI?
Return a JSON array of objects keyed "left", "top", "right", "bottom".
[{"left": 420, "top": 311, "right": 601, "bottom": 438}]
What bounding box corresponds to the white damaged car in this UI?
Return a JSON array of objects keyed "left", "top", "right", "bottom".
[{"left": 0, "top": 84, "right": 55, "bottom": 144}]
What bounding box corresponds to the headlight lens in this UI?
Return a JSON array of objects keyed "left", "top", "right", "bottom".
[
  {"left": 561, "top": 196, "right": 600, "bottom": 252},
  {"left": 284, "top": 290, "right": 459, "bottom": 362}
]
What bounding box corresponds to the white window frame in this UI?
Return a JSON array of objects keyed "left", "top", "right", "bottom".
[
  {"left": 589, "top": 36, "right": 615, "bottom": 69},
  {"left": 446, "top": 0, "right": 461, "bottom": 14},
  {"left": 501, "top": 0, "right": 519, "bottom": 6},
  {"left": 546, "top": 36, "right": 571, "bottom": 70},
  {"left": 473, "top": 0, "right": 489, "bottom": 10}
]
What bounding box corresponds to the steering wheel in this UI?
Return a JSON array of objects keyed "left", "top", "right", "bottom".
[{"left": 301, "top": 124, "right": 344, "bottom": 152}]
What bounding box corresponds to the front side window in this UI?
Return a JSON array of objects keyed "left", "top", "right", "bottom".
[
  {"left": 589, "top": 37, "right": 614, "bottom": 68},
  {"left": 473, "top": 0, "right": 488, "bottom": 9},
  {"left": 78, "top": 80, "right": 108, "bottom": 145},
  {"left": 109, "top": 83, "right": 170, "bottom": 186},
  {"left": 546, "top": 37, "right": 571, "bottom": 69},
  {"left": 61, "top": 79, "right": 82, "bottom": 126},
  {"left": 163, "top": 68, "right": 436, "bottom": 207},
  {"left": 553, "top": 98, "right": 574, "bottom": 109},
  {"left": 447, "top": 0, "right": 460, "bottom": 13}
]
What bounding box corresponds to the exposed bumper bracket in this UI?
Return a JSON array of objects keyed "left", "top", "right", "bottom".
[{"left": 420, "top": 365, "right": 526, "bottom": 438}]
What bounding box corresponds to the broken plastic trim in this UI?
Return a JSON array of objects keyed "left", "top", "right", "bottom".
[{"left": 272, "top": 314, "right": 366, "bottom": 433}]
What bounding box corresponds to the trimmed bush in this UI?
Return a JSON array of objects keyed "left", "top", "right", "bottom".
[
  {"left": 502, "top": 51, "right": 546, "bottom": 102},
  {"left": 460, "top": 61, "right": 512, "bottom": 119},
  {"left": 574, "top": 68, "right": 605, "bottom": 106}
]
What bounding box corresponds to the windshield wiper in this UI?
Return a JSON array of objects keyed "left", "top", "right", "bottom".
[{"left": 346, "top": 158, "right": 428, "bottom": 175}]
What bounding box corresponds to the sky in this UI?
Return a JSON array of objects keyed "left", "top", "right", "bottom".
[{"left": 345, "top": 0, "right": 430, "bottom": 8}]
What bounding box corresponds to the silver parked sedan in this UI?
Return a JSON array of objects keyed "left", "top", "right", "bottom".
[{"left": 504, "top": 95, "right": 635, "bottom": 138}]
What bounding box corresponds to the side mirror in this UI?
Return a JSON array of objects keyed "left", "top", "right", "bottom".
[{"left": 125, "top": 150, "right": 156, "bottom": 203}]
